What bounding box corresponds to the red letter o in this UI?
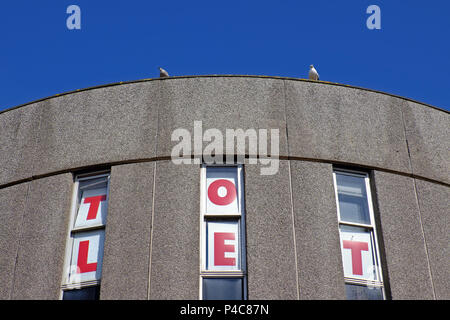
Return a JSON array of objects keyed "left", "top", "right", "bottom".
[{"left": 208, "top": 179, "right": 237, "bottom": 206}]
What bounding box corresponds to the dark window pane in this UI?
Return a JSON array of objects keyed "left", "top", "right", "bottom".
[
  {"left": 345, "top": 284, "right": 383, "bottom": 300},
  {"left": 203, "top": 278, "right": 243, "bottom": 300},
  {"left": 336, "top": 173, "right": 371, "bottom": 225},
  {"left": 63, "top": 286, "right": 100, "bottom": 300}
]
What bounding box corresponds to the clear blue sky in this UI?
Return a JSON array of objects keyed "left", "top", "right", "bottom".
[{"left": 1, "top": 0, "right": 449, "bottom": 112}]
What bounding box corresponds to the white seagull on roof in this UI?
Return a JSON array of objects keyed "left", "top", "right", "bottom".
[
  {"left": 308, "top": 65, "right": 319, "bottom": 81},
  {"left": 159, "top": 67, "right": 169, "bottom": 77}
]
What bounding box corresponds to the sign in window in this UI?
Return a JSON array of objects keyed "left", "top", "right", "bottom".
[
  {"left": 333, "top": 170, "right": 386, "bottom": 300},
  {"left": 61, "top": 172, "right": 110, "bottom": 300},
  {"left": 200, "top": 165, "right": 246, "bottom": 300},
  {"left": 206, "top": 221, "right": 240, "bottom": 271}
]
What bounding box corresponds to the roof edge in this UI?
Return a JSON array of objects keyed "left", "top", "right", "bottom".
[{"left": 1, "top": 75, "right": 448, "bottom": 115}]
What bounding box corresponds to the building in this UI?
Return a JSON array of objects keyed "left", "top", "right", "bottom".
[{"left": 0, "top": 75, "right": 448, "bottom": 300}]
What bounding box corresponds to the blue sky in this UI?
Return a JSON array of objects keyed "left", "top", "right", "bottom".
[{"left": 1, "top": 0, "right": 449, "bottom": 112}]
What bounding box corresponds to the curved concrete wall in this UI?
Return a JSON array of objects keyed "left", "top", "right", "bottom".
[{"left": 0, "top": 76, "right": 448, "bottom": 300}]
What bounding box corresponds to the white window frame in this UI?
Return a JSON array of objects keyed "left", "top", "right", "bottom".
[
  {"left": 199, "top": 164, "right": 247, "bottom": 300},
  {"left": 60, "top": 171, "right": 110, "bottom": 298},
  {"left": 333, "top": 169, "right": 386, "bottom": 298}
]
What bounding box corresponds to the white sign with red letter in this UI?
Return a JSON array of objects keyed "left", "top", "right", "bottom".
[
  {"left": 205, "top": 168, "right": 239, "bottom": 215},
  {"left": 69, "top": 230, "right": 105, "bottom": 283},
  {"left": 207, "top": 221, "right": 239, "bottom": 271},
  {"left": 340, "top": 228, "right": 377, "bottom": 281},
  {"left": 74, "top": 188, "right": 108, "bottom": 228}
]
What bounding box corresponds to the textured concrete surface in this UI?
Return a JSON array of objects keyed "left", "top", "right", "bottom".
[
  {"left": 403, "top": 101, "right": 450, "bottom": 184},
  {"left": 0, "top": 183, "right": 29, "bottom": 299},
  {"left": 33, "top": 82, "right": 159, "bottom": 177},
  {"left": 1, "top": 77, "right": 447, "bottom": 187},
  {"left": 415, "top": 179, "right": 450, "bottom": 299},
  {"left": 11, "top": 174, "right": 73, "bottom": 299},
  {"left": 0, "top": 102, "right": 42, "bottom": 186},
  {"left": 372, "top": 171, "right": 434, "bottom": 299},
  {"left": 289, "top": 161, "right": 346, "bottom": 300},
  {"left": 149, "top": 161, "right": 200, "bottom": 299},
  {"left": 158, "top": 77, "right": 287, "bottom": 159},
  {"left": 285, "top": 82, "right": 411, "bottom": 174},
  {"left": 101, "top": 162, "right": 155, "bottom": 300},
  {"left": 244, "top": 160, "right": 298, "bottom": 299}
]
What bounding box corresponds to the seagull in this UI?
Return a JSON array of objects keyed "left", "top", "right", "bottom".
[
  {"left": 159, "top": 67, "right": 169, "bottom": 78},
  {"left": 308, "top": 65, "right": 319, "bottom": 81}
]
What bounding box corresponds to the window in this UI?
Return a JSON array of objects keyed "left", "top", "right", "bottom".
[
  {"left": 333, "top": 170, "right": 385, "bottom": 300},
  {"left": 200, "top": 165, "right": 247, "bottom": 300},
  {"left": 61, "top": 172, "right": 110, "bottom": 300},
  {"left": 203, "top": 278, "right": 243, "bottom": 300}
]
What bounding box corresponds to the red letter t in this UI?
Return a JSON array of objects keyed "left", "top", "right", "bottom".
[
  {"left": 343, "top": 240, "right": 369, "bottom": 276},
  {"left": 83, "top": 195, "right": 106, "bottom": 220}
]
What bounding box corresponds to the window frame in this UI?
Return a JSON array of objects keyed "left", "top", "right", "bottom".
[
  {"left": 199, "top": 164, "right": 247, "bottom": 300},
  {"left": 332, "top": 169, "right": 386, "bottom": 298},
  {"left": 60, "top": 171, "right": 110, "bottom": 299}
]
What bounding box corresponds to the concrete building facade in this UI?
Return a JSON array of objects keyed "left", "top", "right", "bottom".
[{"left": 0, "top": 76, "right": 448, "bottom": 300}]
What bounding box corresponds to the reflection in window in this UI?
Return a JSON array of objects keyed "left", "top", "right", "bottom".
[
  {"left": 203, "top": 278, "right": 243, "bottom": 300},
  {"left": 345, "top": 284, "right": 384, "bottom": 300},
  {"left": 336, "top": 173, "right": 370, "bottom": 225},
  {"left": 63, "top": 286, "right": 100, "bottom": 300}
]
